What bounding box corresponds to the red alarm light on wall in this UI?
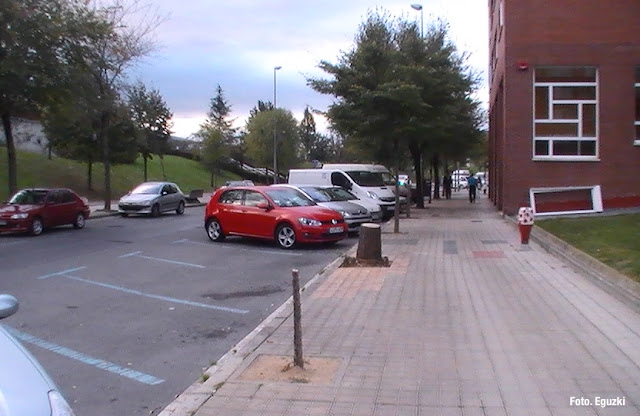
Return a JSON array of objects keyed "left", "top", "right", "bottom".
[{"left": 517, "top": 60, "right": 528, "bottom": 70}]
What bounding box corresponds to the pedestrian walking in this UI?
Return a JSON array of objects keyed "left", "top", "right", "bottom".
[
  {"left": 467, "top": 173, "right": 478, "bottom": 203},
  {"left": 443, "top": 174, "right": 452, "bottom": 199}
]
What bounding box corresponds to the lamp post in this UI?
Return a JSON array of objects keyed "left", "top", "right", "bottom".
[
  {"left": 273, "top": 65, "right": 282, "bottom": 184},
  {"left": 411, "top": 3, "right": 426, "bottom": 204},
  {"left": 410, "top": 4, "right": 423, "bottom": 38}
]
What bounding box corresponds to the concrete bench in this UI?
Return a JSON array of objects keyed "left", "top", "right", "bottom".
[{"left": 185, "top": 189, "right": 204, "bottom": 203}]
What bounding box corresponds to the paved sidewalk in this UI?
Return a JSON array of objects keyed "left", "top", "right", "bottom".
[{"left": 161, "top": 191, "right": 640, "bottom": 416}]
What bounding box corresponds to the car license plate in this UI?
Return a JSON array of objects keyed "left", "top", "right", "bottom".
[
  {"left": 329, "top": 226, "right": 343, "bottom": 234},
  {"left": 0, "top": 220, "right": 6, "bottom": 226}
]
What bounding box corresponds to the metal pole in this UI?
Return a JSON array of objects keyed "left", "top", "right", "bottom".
[{"left": 273, "top": 66, "right": 281, "bottom": 184}]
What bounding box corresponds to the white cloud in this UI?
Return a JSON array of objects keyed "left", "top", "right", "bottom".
[{"left": 133, "top": 0, "right": 488, "bottom": 137}]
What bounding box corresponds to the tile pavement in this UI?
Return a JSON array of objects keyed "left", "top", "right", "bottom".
[{"left": 160, "top": 191, "right": 640, "bottom": 416}]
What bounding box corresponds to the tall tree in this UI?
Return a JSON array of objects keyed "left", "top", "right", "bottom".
[
  {"left": 299, "top": 106, "right": 317, "bottom": 161},
  {"left": 0, "top": 0, "right": 80, "bottom": 195},
  {"left": 309, "top": 12, "right": 484, "bottom": 216},
  {"left": 309, "top": 12, "right": 426, "bottom": 231},
  {"left": 245, "top": 109, "right": 299, "bottom": 178},
  {"left": 207, "top": 84, "right": 236, "bottom": 139},
  {"left": 199, "top": 128, "right": 227, "bottom": 187},
  {"left": 71, "top": 0, "right": 161, "bottom": 209},
  {"left": 127, "top": 82, "right": 173, "bottom": 182}
]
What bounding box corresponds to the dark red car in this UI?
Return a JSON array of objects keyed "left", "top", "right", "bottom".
[
  {"left": 0, "top": 188, "right": 90, "bottom": 236},
  {"left": 204, "top": 185, "right": 347, "bottom": 249}
]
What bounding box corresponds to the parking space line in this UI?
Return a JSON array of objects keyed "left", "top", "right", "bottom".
[
  {"left": 0, "top": 240, "right": 27, "bottom": 248},
  {"left": 62, "top": 273, "right": 249, "bottom": 313},
  {"left": 173, "top": 239, "right": 304, "bottom": 257},
  {"left": 8, "top": 327, "right": 164, "bottom": 385},
  {"left": 118, "top": 251, "right": 206, "bottom": 269},
  {"left": 38, "top": 267, "right": 88, "bottom": 280}
]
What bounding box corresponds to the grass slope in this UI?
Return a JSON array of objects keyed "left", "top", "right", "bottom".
[
  {"left": 537, "top": 214, "right": 640, "bottom": 283},
  {"left": 0, "top": 147, "right": 239, "bottom": 202}
]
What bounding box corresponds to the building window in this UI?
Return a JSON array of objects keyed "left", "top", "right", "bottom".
[
  {"left": 533, "top": 67, "right": 598, "bottom": 159},
  {"left": 635, "top": 67, "right": 640, "bottom": 144}
]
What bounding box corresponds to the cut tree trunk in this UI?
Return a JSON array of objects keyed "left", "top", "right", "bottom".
[{"left": 356, "top": 223, "right": 382, "bottom": 261}]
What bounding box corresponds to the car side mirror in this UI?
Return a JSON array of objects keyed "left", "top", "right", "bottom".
[
  {"left": 0, "top": 294, "right": 19, "bottom": 320},
  {"left": 162, "top": 191, "right": 168, "bottom": 196},
  {"left": 256, "top": 201, "right": 271, "bottom": 211}
]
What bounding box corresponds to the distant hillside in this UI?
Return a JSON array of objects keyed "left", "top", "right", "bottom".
[{"left": 0, "top": 147, "right": 240, "bottom": 201}]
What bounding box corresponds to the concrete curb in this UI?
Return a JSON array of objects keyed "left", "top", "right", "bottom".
[
  {"left": 87, "top": 202, "right": 206, "bottom": 220},
  {"left": 504, "top": 214, "right": 640, "bottom": 312},
  {"left": 158, "top": 242, "right": 358, "bottom": 416}
]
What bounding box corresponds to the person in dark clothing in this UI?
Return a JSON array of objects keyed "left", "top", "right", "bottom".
[
  {"left": 467, "top": 174, "right": 478, "bottom": 203},
  {"left": 443, "top": 174, "right": 452, "bottom": 199}
]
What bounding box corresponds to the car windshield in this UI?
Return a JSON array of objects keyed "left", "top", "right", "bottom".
[
  {"left": 8, "top": 190, "right": 48, "bottom": 205},
  {"left": 264, "top": 188, "right": 316, "bottom": 207},
  {"left": 345, "top": 171, "right": 385, "bottom": 187},
  {"left": 381, "top": 172, "right": 396, "bottom": 186},
  {"left": 301, "top": 186, "right": 354, "bottom": 202},
  {"left": 131, "top": 183, "right": 162, "bottom": 195}
]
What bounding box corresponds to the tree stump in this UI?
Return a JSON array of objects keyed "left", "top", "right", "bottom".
[{"left": 356, "top": 223, "right": 382, "bottom": 261}]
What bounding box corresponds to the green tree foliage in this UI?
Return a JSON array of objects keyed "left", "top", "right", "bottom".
[
  {"left": 200, "top": 128, "right": 227, "bottom": 187},
  {"left": 69, "top": 0, "right": 161, "bottom": 209},
  {"left": 245, "top": 109, "right": 299, "bottom": 176},
  {"left": 248, "top": 100, "right": 274, "bottom": 121},
  {"left": 299, "top": 106, "right": 317, "bottom": 161},
  {"left": 207, "top": 84, "right": 236, "bottom": 139},
  {"left": 197, "top": 85, "right": 235, "bottom": 186},
  {"left": 0, "top": 0, "right": 83, "bottom": 194},
  {"left": 127, "top": 82, "right": 173, "bottom": 181},
  {"left": 308, "top": 12, "right": 484, "bottom": 211}
]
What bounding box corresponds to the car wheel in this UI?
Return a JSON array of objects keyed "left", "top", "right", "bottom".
[
  {"left": 120, "top": 213, "right": 128, "bottom": 217},
  {"left": 276, "top": 223, "right": 296, "bottom": 249},
  {"left": 30, "top": 217, "right": 43, "bottom": 236},
  {"left": 176, "top": 201, "right": 185, "bottom": 215},
  {"left": 73, "top": 213, "right": 85, "bottom": 229},
  {"left": 206, "top": 218, "right": 225, "bottom": 242},
  {"left": 151, "top": 204, "right": 160, "bottom": 217}
]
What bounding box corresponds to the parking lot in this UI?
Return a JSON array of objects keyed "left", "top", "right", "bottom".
[{"left": 0, "top": 207, "right": 353, "bottom": 415}]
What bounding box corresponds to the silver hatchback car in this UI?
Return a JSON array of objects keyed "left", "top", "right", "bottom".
[
  {"left": 0, "top": 294, "right": 76, "bottom": 415},
  {"left": 283, "top": 185, "right": 373, "bottom": 233},
  {"left": 118, "top": 181, "right": 187, "bottom": 217}
]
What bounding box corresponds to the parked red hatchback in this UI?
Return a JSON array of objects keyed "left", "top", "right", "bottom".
[
  {"left": 204, "top": 185, "right": 347, "bottom": 249},
  {"left": 0, "top": 188, "right": 90, "bottom": 236}
]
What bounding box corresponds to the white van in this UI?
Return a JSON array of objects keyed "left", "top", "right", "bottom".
[
  {"left": 288, "top": 167, "right": 397, "bottom": 217},
  {"left": 322, "top": 163, "right": 408, "bottom": 208}
]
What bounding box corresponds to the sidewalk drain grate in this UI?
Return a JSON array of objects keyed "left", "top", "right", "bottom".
[
  {"left": 385, "top": 239, "right": 419, "bottom": 245},
  {"left": 481, "top": 239, "right": 508, "bottom": 245},
  {"left": 471, "top": 220, "right": 483, "bottom": 223},
  {"left": 443, "top": 240, "right": 458, "bottom": 254}
]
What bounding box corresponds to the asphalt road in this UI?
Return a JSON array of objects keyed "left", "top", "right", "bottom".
[{"left": 0, "top": 207, "right": 354, "bottom": 416}]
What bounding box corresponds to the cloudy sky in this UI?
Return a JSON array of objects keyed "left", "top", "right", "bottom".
[{"left": 129, "top": 1, "right": 489, "bottom": 138}]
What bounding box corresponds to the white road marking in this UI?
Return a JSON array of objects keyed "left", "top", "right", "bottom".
[
  {"left": 174, "top": 239, "right": 304, "bottom": 257},
  {"left": 8, "top": 327, "right": 165, "bottom": 385},
  {"left": 119, "top": 251, "right": 206, "bottom": 269}
]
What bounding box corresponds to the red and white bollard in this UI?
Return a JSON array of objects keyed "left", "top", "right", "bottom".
[{"left": 517, "top": 207, "right": 534, "bottom": 244}]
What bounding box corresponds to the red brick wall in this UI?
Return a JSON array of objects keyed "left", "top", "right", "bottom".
[{"left": 489, "top": 0, "right": 640, "bottom": 215}]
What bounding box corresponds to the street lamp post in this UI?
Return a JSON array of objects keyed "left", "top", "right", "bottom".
[
  {"left": 410, "top": 4, "right": 423, "bottom": 38},
  {"left": 273, "top": 65, "right": 282, "bottom": 184},
  {"left": 411, "top": 3, "right": 426, "bottom": 204}
]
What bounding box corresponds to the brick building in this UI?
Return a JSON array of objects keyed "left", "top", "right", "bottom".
[{"left": 488, "top": 0, "right": 640, "bottom": 215}]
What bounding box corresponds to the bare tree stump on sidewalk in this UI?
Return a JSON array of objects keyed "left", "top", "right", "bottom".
[{"left": 356, "top": 223, "right": 382, "bottom": 261}]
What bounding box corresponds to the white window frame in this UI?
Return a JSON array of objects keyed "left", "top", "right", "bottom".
[
  {"left": 533, "top": 68, "right": 599, "bottom": 161},
  {"left": 529, "top": 185, "right": 603, "bottom": 217}
]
